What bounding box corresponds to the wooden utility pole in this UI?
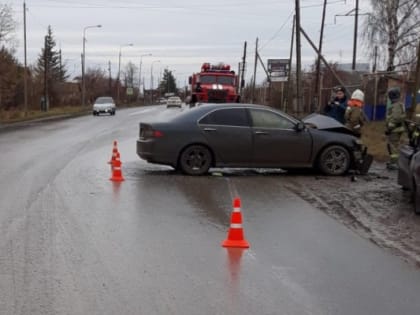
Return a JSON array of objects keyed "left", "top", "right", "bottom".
[
  {"left": 373, "top": 46, "right": 379, "bottom": 121},
  {"left": 251, "top": 37, "right": 258, "bottom": 103},
  {"left": 300, "top": 26, "right": 348, "bottom": 95},
  {"left": 23, "top": 1, "right": 28, "bottom": 116},
  {"left": 257, "top": 52, "right": 272, "bottom": 104},
  {"left": 314, "top": 0, "right": 327, "bottom": 112},
  {"left": 409, "top": 40, "right": 420, "bottom": 119},
  {"left": 108, "top": 61, "right": 112, "bottom": 94},
  {"left": 295, "top": 0, "right": 302, "bottom": 114},
  {"left": 284, "top": 15, "right": 296, "bottom": 112},
  {"left": 44, "top": 36, "right": 49, "bottom": 111},
  {"left": 240, "top": 41, "right": 247, "bottom": 97},
  {"left": 352, "top": 0, "right": 359, "bottom": 70}
]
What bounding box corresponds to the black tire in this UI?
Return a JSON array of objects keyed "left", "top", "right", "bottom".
[
  {"left": 318, "top": 145, "right": 350, "bottom": 176},
  {"left": 413, "top": 179, "right": 420, "bottom": 215},
  {"left": 179, "top": 145, "right": 212, "bottom": 175}
]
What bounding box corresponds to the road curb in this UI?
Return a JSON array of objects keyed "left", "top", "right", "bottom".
[{"left": 0, "top": 111, "right": 91, "bottom": 133}]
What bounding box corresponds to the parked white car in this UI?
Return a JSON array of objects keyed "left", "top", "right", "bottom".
[
  {"left": 93, "top": 96, "right": 116, "bottom": 116},
  {"left": 166, "top": 96, "right": 182, "bottom": 108}
]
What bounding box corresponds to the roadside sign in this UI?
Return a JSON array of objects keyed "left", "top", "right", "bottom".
[
  {"left": 126, "top": 87, "right": 134, "bottom": 95},
  {"left": 267, "top": 59, "right": 290, "bottom": 82}
]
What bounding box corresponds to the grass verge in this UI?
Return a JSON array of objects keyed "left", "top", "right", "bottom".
[{"left": 0, "top": 106, "right": 89, "bottom": 124}]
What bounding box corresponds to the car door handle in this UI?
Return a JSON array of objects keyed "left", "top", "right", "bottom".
[
  {"left": 254, "top": 131, "right": 269, "bottom": 135},
  {"left": 204, "top": 127, "right": 217, "bottom": 132}
]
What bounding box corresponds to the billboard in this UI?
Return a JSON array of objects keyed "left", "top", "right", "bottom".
[{"left": 267, "top": 59, "right": 290, "bottom": 82}]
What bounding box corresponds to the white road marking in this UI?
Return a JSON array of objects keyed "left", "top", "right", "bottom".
[{"left": 128, "top": 108, "right": 157, "bottom": 116}]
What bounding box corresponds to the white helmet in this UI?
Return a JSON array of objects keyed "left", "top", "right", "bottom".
[{"left": 351, "top": 89, "right": 364, "bottom": 102}]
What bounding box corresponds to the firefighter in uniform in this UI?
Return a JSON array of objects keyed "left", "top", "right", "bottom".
[
  {"left": 345, "top": 89, "right": 366, "bottom": 137},
  {"left": 385, "top": 88, "right": 406, "bottom": 170}
]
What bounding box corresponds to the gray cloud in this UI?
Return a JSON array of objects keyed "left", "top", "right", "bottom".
[{"left": 12, "top": 0, "right": 371, "bottom": 87}]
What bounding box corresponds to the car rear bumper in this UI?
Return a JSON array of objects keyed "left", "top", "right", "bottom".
[
  {"left": 137, "top": 139, "right": 175, "bottom": 166},
  {"left": 93, "top": 108, "right": 115, "bottom": 114},
  {"left": 137, "top": 139, "right": 153, "bottom": 160}
]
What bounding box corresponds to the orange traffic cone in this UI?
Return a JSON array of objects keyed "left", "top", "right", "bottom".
[
  {"left": 108, "top": 140, "right": 119, "bottom": 165},
  {"left": 222, "top": 198, "right": 250, "bottom": 248},
  {"left": 110, "top": 153, "right": 125, "bottom": 182}
]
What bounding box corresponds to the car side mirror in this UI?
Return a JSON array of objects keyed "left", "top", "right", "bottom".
[{"left": 295, "top": 122, "right": 305, "bottom": 132}]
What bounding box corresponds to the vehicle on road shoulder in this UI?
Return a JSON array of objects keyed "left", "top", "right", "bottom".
[
  {"left": 398, "top": 120, "right": 420, "bottom": 214},
  {"left": 93, "top": 96, "right": 116, "bottom": 116},
  {"left": 137, "top": 103, "right": 372, "bottom": 176}
]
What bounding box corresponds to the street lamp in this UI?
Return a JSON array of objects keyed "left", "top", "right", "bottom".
[
  {"left": 117, "top": 43, "right": 134, "bottom": 103},
  {"left": 82, "top": 24, "right": 101, "bottom": 106},
  {"left": 150, "top": 60, "right": 161, "bottom": 104},
  {"left": 139, "top": 53, "right": 152, "bottom": 98}
]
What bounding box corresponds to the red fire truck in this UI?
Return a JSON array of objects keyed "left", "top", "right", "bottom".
[{"left": 188, "top": 63, "right": 240, "bottom": 105}]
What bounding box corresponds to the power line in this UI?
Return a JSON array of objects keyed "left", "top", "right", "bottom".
[{"left": 260, "top": 12, "right": 294, "bottom": 51}]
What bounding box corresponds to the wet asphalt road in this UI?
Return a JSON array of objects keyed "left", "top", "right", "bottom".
[{"left": 2, "top": 106, "right": 420, "bottom": 315}]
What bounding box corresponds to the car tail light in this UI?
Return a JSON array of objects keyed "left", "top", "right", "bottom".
[
  {"left": 140, "top": 124, "right": 164, "bottom": 139},
  {"left": 153, "top": 130, "right": 164, "bottom": 137}
]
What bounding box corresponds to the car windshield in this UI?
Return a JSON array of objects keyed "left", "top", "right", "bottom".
[
  {"left": 199, "top": 75, "right": 234, "bottom": 85},
  {"left": 200, "top": 75, "right": 217, "bottom": 84},
  {"left": 95, "top": 97, "right": 114, "bottom": 104},
  {"left": 217, "top": 76, "right": 234, "bottom": 85}
]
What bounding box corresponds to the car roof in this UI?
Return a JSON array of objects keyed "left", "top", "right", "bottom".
[
  {"left": 172, "top": 103, "right": 299, "bottom": 122},
  {"left": 95, "top": 96, "right": 114, "bottom": 101}
]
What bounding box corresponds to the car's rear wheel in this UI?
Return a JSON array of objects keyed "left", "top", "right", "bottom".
[
  {"left": 179, "top": 145, "right": 212, "bottom": 175},
  {"left": 318, "top": 145, "right": 350, "bottom": 176}
]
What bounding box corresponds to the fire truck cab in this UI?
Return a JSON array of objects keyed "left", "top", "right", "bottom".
[{"left": 188, "top": 63, "right": 240, "bottom": 105}]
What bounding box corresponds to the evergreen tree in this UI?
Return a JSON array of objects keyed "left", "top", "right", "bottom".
[
  {"left": 34, "top": 25, "right": 68, "bottom": 107},
  {"left": 35, "top": 25, "right": 67, "bottom": 83},
  {"left": 158, "top": 69, "right": 177, "bottom": 94}
]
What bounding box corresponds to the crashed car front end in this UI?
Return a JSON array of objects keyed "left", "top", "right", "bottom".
[{"left": 303, "top": 113, "right": 373, "bottom": 174}]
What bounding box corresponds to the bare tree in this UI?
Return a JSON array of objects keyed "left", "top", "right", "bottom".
[
  {"left": 123, "top": 61, "right": 137, "bottom": 88},
  {"left": 364, "top": 0, "right": 420, "bottom": 71},
  {"left": 0, "top": 4, "right": 17, "bottom": 46},
  {"left": 85, "top": 67, "right": 109, "bottom": 104}
]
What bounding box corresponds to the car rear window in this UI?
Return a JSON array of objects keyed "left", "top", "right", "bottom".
[
  {"left": 199, "top": 108, "right": 249, "bottom": 127},
  {"left": 95, "top": 97, "right": 114, "bottom": 104}
]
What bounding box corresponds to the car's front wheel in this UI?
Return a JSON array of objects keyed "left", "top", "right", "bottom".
[
  {"left": 179, "top": 145, "right": 212, "bottom": 175},
  {"left": 318, "top": 145, "right": 350, "bottom": 176}
]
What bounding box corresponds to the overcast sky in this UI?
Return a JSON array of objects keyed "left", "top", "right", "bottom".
[{"left": 10, "top": 0, "right": 371, "bottom": 88}]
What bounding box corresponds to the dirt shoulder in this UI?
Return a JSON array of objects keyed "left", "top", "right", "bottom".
[{"left": 284, "top": 163, "right": 420, "bottom": 267}]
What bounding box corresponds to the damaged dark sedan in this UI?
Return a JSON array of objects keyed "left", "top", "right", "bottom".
[{"left": 137, "top": 103, "right": 372, "bottom": 175}]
